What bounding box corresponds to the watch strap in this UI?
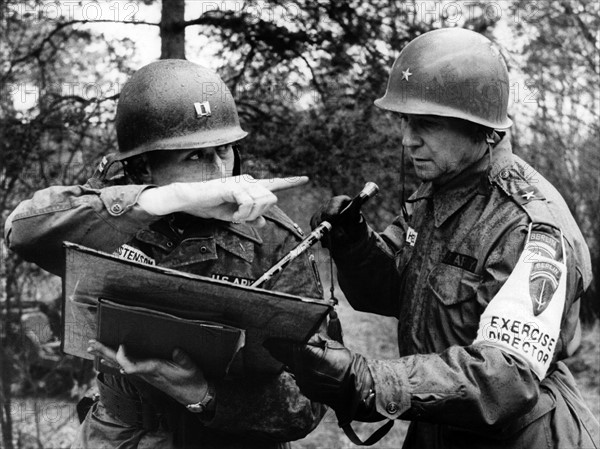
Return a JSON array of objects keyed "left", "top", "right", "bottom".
[{"left": 185, "top": 382, "right": 215, "bottom": 414}]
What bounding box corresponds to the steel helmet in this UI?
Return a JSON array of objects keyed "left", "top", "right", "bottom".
[
  {"left": 375, "top": 28, "right": 512, "bottom": 129},
  {"left": 115, "top": 59, "right": 247, "bottom": 160}
]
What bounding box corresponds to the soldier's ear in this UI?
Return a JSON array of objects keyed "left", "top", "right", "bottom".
[
  {"left": 138, "top": 156, "right": 153, "bottom": 184},
  {"left": 123, "top": 155, "right": 152, "bottom": 184}
]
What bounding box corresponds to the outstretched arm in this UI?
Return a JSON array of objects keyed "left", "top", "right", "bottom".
[
  {"left": 137, "top": 176, "right": 308, "bottom": 225},
  {"left": 5, "top": 175, "right": 307, "bottom": 276}
]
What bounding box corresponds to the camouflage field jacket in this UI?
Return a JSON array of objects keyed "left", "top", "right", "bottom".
[
  {"left": 6, "top": 176, "right": 326, "bottom": 449},
  {"left": 330, "top": 136, "right": 598, "bottom": 448}
]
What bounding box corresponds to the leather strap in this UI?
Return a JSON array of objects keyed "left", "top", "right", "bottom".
[
  {"left": 342, "top": 419, "right": 394, "bottom": 446},
  {"left": 97, "top": 376, "right": 162, "bottom": 430}
]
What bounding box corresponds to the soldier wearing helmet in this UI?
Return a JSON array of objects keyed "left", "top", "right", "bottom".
[
  {"left": 266, "top": 28, "right": 599, "bottom": 448},
  {"left": 5, "top": 59, "right": 326, "bottom": 449}
]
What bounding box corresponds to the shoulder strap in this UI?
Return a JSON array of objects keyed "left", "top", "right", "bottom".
[
  {"left": 491, "top": 156, "right": 592, "bottom": 287},
  {"left": 342, "top": 420, "right": 395, "bottom": 446}
]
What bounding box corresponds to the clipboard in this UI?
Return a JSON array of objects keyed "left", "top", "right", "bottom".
[{"left": 61, "top": 242, "right": 332, "bottom": 374}]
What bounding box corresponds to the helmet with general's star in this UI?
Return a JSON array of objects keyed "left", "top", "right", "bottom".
[
  {"left": 375, "top": 28, "right": 512, "bottom": 129},
  {"left": 115, "top": 59, "right": 247, "bottom": 160}
]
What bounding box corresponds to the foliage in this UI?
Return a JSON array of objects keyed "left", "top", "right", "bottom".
[
  {"left": 1, "top": 2, "right": 135, "bottom": 447},
  {"left": 191, "top": 0, "right": 599, "bottom": 316},
  {"left": 508, "top": 0, "right": 600, "bottom": 320},
  {"left": 189, "top": 0, "right": 497, "bottom": 224},
  {"left": 1, "top": 0, "right": 599, "bottom": 446}
]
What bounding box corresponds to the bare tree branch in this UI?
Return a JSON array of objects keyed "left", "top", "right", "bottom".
[
  {"left": 11, "top": 19, "right": 158, "bottom": 65},
  {"left": 560, "top": 0, "right": 598, "bottom": 48}
]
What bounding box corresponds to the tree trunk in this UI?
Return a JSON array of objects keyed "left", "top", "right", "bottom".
[
  {"left": 0, "top": 253, "right": 17, "bottom": 449},
  {"left": 160, "top": 0, "right": 186, "bottom": 59},
  {"left": 0, "top": 343, "right": 15, "bottom": 449}
]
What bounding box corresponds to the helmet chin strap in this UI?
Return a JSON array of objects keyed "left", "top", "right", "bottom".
[
  {"left": 232, "top": 144, "right": 242, "bottom": 176},
  {"left": 400, "top": 144, "right": 410, "bottom": 222},
  {"left": 486, "top": 132, "right": 496, "bottom": 180}
]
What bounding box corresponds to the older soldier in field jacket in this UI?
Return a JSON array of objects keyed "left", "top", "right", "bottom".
[
  {"left": 266, "top": 28, "right": 599, "bottom": 448},
  {"left": 5, "top": 60, "right": 325, "bottom": 449}
]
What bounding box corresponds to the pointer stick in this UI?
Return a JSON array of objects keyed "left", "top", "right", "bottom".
[{"left": 251, "top": 182, "right": 379, "bottom": 288}]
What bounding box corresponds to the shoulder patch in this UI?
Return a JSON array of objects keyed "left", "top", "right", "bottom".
[
  {"left": 474, "top": 226, "right": 568, "bottom": 379},
  {"left": 528, "top": 231, "right": 561, "bottom": 259},
  {"left": 525, "top": 229, "right": 563, "bottom": 316},
  {"left": 529, "top": 259, "right": 562, "bottom": 316},
  {"left": 263, "top": 206, "right": 304, "bottom": 239}
]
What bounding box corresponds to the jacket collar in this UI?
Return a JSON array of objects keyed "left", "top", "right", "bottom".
[
  {"left": 407, "top": 135, "right": 514, "bottom": 228},
  {"left": 487, "top": 135, "right": 516, "bottom": 188},
  {"left": 225, "top": 221, "right": 263, "bottom": 245},
  {"left": 152, "top": 214, "right": 264, "bottom": 245}
]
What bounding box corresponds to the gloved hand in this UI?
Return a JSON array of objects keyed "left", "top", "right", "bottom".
[
  {"left": 310, "top": 195, "right": 366, "bottom": 249},
  {"left": 264, "top": 334, "right": 374, "bottom": 426}
]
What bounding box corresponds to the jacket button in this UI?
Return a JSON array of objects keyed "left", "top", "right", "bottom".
[
  {"left": 166, "top": 241, "right": 174, "bottom": 248},
  {"left": 200, "top": 246, "right": 208, "bottom": 253},
  {"left": 500, "top": 169, "right": 510, "bottom": 179},
  {"left": 385, "top": 402, "right": 399, "bottom": 415},
  {"left": 110, "top": 204, "right": 123, "bottom": 214}
]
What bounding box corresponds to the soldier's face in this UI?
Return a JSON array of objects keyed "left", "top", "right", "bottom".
[
  {"left": 400, "top": 114, "right": 487, "bottom": 185},
  {"left": 148, "top": 145, "right": 235, "bottom": 185}
]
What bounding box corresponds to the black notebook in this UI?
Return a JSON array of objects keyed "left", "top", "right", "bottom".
[{"left": 96, "top": 298, "right": 245, "bottom": 378}]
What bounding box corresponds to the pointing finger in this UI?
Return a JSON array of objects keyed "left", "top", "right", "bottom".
[{"left": 256, "top": 176, "right": 309, "bottom": 193}]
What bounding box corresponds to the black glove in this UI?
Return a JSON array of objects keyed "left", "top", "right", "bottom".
[
  {"left": 310, "top": 195, "right": 366, "bottom": 249},
  {"left": 264, "top": 334, "right": 374, "bottom": 426}
]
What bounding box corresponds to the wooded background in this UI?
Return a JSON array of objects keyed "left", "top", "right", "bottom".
[{"left": 1, "top": 1, "right": 598, "bottom": 448}]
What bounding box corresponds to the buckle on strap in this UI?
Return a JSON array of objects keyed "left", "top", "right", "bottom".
[{"left": 97, "top": 376, "right": 161, "bottom": 430}]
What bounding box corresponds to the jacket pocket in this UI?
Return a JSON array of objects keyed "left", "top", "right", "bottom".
[
  {"left": 161, "top": 238, "right": 219, "bottom": 268},
  {"left": 427, "top": 264, "right": 482, "bottom": 306}
]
